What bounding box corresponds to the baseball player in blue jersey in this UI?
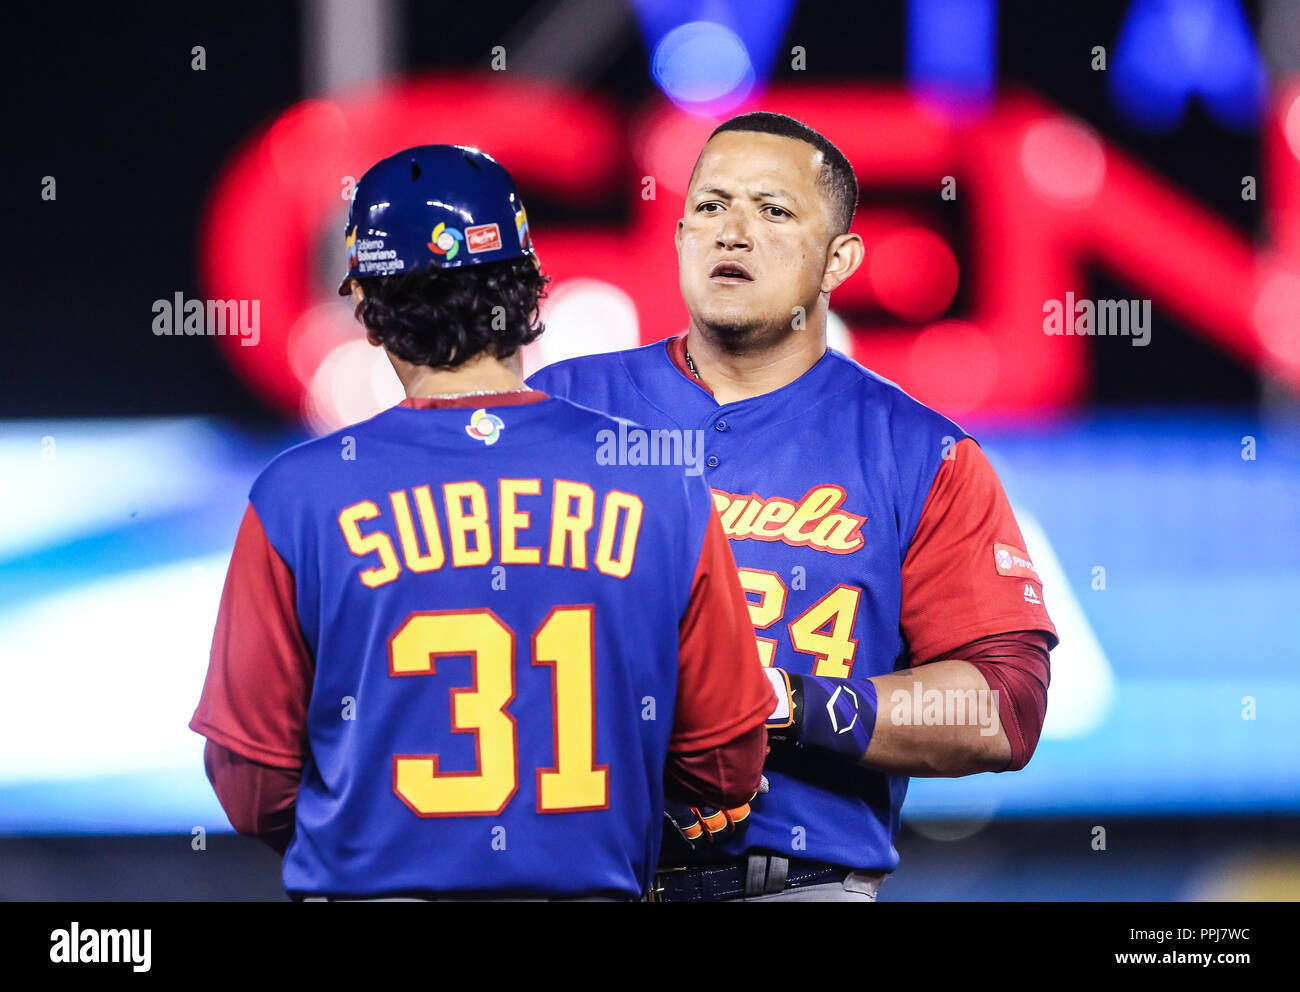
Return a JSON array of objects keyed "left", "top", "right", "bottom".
[
  {"left": 190, "top": 145, "right": 775, "bottom": 900},
  {"left": 529, "top": 113, "right": 1059, "bottom": 901}
]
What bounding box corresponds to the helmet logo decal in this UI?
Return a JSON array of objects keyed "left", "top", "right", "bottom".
[
  {"left": 515, "top": 207, "right": 532, "bottom": 251},
  {"left": 466, "top": 223, "right": 503, "bottom": 254},
  {"left": 345, "top": 225, "right": 358, "bottom": 269},
  {"left": 428, "top": 222, "right": 464, "bottom": 260},
  {"left": 465, "top": 408, "right": 505, "bottom": 445}
]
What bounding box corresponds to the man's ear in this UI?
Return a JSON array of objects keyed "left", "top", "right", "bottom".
[
  {"left": 821, "top": 232, "right": 865, "bottom": 294},
  {"left": 675, "top": 217, "right": 684, "bottom": 260}
]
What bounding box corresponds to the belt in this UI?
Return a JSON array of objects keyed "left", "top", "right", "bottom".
[
  {"left": 300, "top": 892, "right": 632, "bottom": 902},
  {"left": 648, "top": 855, "right": 850, "bottom": 902}
]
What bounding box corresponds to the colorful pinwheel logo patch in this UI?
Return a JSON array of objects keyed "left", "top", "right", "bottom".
[
  {"left": 465, "top": 408, "right": 505, "bottom": 445},
  {"left": 428, "top": 222, "right": 464, "bottom": 260}
]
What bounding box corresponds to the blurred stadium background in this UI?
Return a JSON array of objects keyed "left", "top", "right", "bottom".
[{"left": 3, "top": 0, "right": 1299, "bottom": 900}]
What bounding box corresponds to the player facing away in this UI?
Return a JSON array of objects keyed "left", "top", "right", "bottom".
[
  {"left": 189, "top": 144, "right": 774, "bottom": 900},
  {"left": 528, "top": 113, "right": 1060, "bottom": 902}
]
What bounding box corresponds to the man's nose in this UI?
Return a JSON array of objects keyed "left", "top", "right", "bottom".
[{"left": 716, "top": 213, "right": 751, "bottom": 250}]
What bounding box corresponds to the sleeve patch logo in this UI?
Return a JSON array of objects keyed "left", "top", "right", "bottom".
[{"left": 994, "top": 543, "right": 1040, "bottom": 580}]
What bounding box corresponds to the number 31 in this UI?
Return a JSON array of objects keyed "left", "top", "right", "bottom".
[{"left": 389, "top": 606, "right": 609, "bottom": 817}]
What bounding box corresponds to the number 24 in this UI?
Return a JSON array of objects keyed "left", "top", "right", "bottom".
[{"left": 738, "top": 568, "right": 861, "bottom": 676}]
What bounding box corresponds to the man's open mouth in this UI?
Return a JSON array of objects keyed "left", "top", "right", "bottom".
[{"left": 709, "top": 261, "right": 754, "bottom": 282}]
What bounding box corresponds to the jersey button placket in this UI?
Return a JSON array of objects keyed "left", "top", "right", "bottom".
[{"left": 706, "top": 415, "right": 731, "bottom": 469}]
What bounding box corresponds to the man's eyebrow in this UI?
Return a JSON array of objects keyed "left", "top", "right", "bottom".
[{"left": 691, "top": 185, "right": 800, "bottom": 202}]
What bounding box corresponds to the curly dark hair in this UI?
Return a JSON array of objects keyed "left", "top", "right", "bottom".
[{"left": 353, "top": 257, "right": 550, "bottom": 368}]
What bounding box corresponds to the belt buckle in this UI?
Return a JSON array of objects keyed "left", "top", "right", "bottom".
[{"left": 647, "top": 865, "right": 693, "bottom": 903}]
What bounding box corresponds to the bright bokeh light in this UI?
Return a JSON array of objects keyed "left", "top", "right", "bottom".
[
  {"left": 306, "top": 338, "right": 405, "bottom": 433},
  {"left": 1285, "top": 93, "right": 1300, "bottom": 163},
  {"left": 525, "top": 278, "right": 641, "bottom": 377},
  {"left": 868, "top": 226, "right": 959, "bottom": 321},
  {"left": 907, "top": 319, "right": 1000, "bottom": 413},
  {"left": 1253, "top": 266, "right": 1300, "bottom": 365},
  {"left": 288, "top": 302, "right": 359, "bottom": 388},
  {"left": 637, "top": 110, "right": 722, "bottom": 195},
  {"left": 651, "top": 21, "right": 755, "bottom": 115},
  {"left": 826, "top": 309, "right": 852, "bottom": 357},
  {"left": 1020, "top": 117, "right": 1107, "bottom": 206},
  {"left": 262, "top": 98, "right": 352, "bottom": 190}
]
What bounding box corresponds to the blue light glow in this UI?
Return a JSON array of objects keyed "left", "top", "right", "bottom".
[
  {"left": 651, "top": 21, "right": 755, "bottom": 111},
  {"left": 907, "top": 0, "right": 997, "bottom": 114},
  {"left": 632, "top": 0, "right": 797, "bottom": 114},
  {"left": 1111, "top": 0, "right": 1266, "bottom": 132}
]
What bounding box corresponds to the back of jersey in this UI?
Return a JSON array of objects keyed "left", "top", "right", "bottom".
[{"left": 250, "top": 396, "right": 710, "bottom": 898}]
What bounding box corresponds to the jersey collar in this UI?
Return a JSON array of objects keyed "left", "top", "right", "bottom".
[
  {"left": 649, "top": 336, "right": 851, "bottom": 422},
  {"left": 399, "top": 391, "right": 549, "bottom": 411}
]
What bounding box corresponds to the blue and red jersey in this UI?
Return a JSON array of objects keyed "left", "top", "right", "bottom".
[
  {"left": 191, "top": 393, "right": 773, "bottom": 898},
  {"left": 528, "top": 339, "right": 1058, "bottom": 872}
]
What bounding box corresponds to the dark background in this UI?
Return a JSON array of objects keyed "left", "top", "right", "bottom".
[{"left": 4, "top": 0, "right": 1261, "bottom": 421}]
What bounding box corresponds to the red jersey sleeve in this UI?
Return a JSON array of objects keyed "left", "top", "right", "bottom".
[
  {"left": 203, "top": 739, "right": 299, "bottom": 853},
  {"left": 189, "top": 503, "right": 314, "bottom": 769},
  {"left": 942, "top": 630, "right": 1052, "bottom": 772},
  {"left": 900, "top": 438, "right": 1058, "bottom": 665},
  {"left": 671, "top": 511, "right": 776, "bottom": 753},
  {"left": 664, "top": 723, "right": 768, "bottom": 810}
]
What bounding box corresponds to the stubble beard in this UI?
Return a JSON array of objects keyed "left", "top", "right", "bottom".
[{"left": 693, "top": 305, "right": 800, "bottom": 357}]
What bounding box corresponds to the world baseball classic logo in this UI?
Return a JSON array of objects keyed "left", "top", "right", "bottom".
[{"left": 465, "top": 409, "right": 505, "bottom": 445}]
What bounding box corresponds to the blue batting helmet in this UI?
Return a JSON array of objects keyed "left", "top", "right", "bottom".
[{"left": 337, "top": 144, "right": 534, "bottom": 295}]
